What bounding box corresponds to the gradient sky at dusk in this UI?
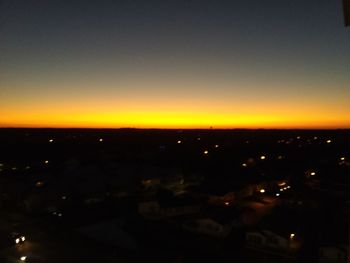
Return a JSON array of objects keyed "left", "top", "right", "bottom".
[{"left": 1, "top": 0, "right": 350, "bottom": 128}]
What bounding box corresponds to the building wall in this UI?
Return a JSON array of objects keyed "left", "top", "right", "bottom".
[{"left": 319, "top": 247, "right": 347, "bottom": 263}]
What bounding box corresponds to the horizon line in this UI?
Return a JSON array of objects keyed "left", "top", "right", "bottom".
[{"left": 1, "top": 126, "right": 349, "bottom": 131}]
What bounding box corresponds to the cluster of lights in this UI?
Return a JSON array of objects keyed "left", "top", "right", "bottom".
[
  {"left": 277, "top": 138, "right": 301, "bottom": 144},
  {"left": 20, "top": 256, "right": 27, "bottom": 261},
  {"left": 52, "top": 211, "right": 63, "bottom": 217},
  {"left": 259, "top": 186, "right": 294, "bottom": 196},
  {"left": 1, "top": 160, "right": 51, "bottom": 172},
  {"left": 177, "top": 140, "right": 219, "bottom": 151},
  {"left": 279, "top": 185, "right": 291, "bottom": 192},
  {"left": 15, "top": 236, "right": 26, "bottom": 244},
  {"left": 260, "top": 155, "right": 266, "bottom": 160},
  {"left": 276, "top": 136, "right": 339, "bottom": 146}
]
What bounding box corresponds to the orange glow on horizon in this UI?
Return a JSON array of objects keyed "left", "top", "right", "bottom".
[
  {"left": 1, "top": 92, "right": 350, "bottom": 129},
  {"left": 1, "top": 109, "right": 349, "bottom": 129}
]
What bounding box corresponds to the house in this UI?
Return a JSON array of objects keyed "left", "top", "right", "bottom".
[
  {"left": 246, "top": 230, "right": 300, "bottom": 254},
  {"left": 139, "top": 190, "right": 203, "bottom": 219},
  {"left": 182, "top": 203, "right": 243, "bottom": 239},
  {"left": 319, "top": 245, "right": 348, "bottom": 263},
  {"left": 183, "top": 218, "right": 233, "bottom": 238},
  {"left": 208, "top": 192, "right": 235, "bottom": 206},
  {"left": 141, "top": 178, "right": 161, "bottom": 191},
  {"left": 138, "top": 200, "right": 201, "bottom": 219},
  {"left": 246, "top": 231, "right": 267, "bottom": 247}
]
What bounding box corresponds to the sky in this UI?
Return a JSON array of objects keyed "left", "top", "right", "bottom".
[{"left": 1, "top": 0, "right": 350, "bottom": 129}]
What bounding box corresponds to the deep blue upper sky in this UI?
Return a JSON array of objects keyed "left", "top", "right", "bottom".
[{"left": 1, "top": 0, "right": 348, "bottom": 60}]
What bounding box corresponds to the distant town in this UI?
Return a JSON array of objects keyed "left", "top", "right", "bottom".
[{"left": 0, "top": 128, "right": 349, "bottom": 263}]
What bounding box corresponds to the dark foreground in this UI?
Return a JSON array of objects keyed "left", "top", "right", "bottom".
[{"left": 0, "top": 128, "right": 349, "bottom": 263}]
